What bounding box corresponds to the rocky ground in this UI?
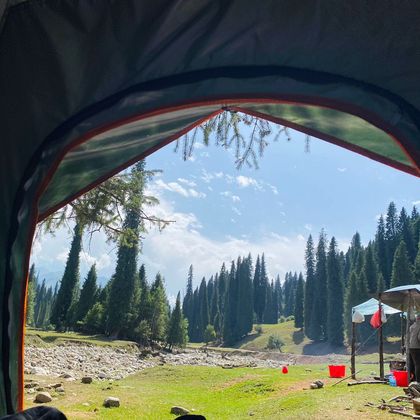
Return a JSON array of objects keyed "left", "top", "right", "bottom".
[{"left": 25, "top": 343, "right": 346, "bottom": 381}]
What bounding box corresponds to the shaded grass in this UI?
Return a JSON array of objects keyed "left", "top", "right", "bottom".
[
  {"left": 25, "top": 328, "right": 137, "bottom": 349},
  {"left": 25, "top": 364, "right": 400, "bottom": 419}
]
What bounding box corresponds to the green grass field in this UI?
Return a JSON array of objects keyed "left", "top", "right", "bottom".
[
  {"left": 24, "top": 324, "right": 405, "bottom": 418},
  {"left": 25, "top": 365, "right": 400, "bottom": 419}
]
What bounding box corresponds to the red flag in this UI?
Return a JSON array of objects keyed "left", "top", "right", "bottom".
[{"left": 370, "top": 309, "right": 382, "bottom": 329}]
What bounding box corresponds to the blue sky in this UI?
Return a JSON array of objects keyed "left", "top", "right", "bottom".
[{"left": 31, "top": 125, "right": 419, "bottom": 300}]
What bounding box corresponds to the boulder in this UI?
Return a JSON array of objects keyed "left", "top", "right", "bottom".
[
  {"left": 30, "top": 367, "right": 47, "bottom": 376},
  {"left": 24, "top": 382, "right": 39, "bottom": 389},
  {"left": 103, "top": 397, "right": 120, "bottom": 408},
  {"left": 56, "top": 387, "right": 65, "bottom": 393},
  {"left": 34, "top": 392, "right": 52, "bottom": 403},
  {"left": 171, "top": 406, "right": 190, "bottom": 416},
  {"left": 81, "top": 377, "right": 93, "bottom": 384}
]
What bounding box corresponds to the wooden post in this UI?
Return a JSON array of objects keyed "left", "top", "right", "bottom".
[
  {"left": 407, "top": 293, "right": 412, "bottom": 382},
  {"left": 379, "top": 298, "right": 384, "bottom": 381},
  {"left": 351, "top": 321, "right": 356, "bottom": 379},
  {"left": 401, "top": 313, "right": 405, "bottom": 355}
]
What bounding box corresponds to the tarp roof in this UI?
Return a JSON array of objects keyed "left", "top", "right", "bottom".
[
  {"left": 352, "top": 298, "right": 401, "bottom": 317},
  {"left": 380, "top": 285, "right": 420, "bottom": 312},
  {"left": 0, "top": 1, "right": 419, "bottom": 415}
]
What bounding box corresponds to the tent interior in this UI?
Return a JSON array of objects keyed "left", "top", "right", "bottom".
[{"left": 1, "top": 1, "right": 420, "bottom": 415}]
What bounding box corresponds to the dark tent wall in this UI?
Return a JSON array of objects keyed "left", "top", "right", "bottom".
[{"left": 1, "top": 0, "right": 420, "bottom": 414}]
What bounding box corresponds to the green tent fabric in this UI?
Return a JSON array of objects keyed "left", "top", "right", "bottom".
[{"left": 1, "top": 0, "right": 420, "bottom": 414}]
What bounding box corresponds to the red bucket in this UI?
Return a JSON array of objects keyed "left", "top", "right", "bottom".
[
  {"left": 392, "top": 370, "right": 408, "bottom": 387},
  {"left": 328, "top": 365, "right": 346, "bottom": 378}
]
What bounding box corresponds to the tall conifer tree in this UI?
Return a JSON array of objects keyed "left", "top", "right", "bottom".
[
  {"left": 304, "top": 235, "right": 316, "bottom": 339},
  {"left": 391, "top": 240, "right": 414, "bottom": 287},
  {"left": 326, "top": 237, "right": 344, "bottom": 346},
  {"left": 51, "top": 223, "right": 82, "bottom": 330},
  {"left": 294, "top": 273, "right": 304, "bottom": 329}
]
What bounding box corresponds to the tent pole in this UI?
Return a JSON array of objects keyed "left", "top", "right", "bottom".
[
  {"left": 401, "top": 314, "right": 405, "bottom": 355},
  {"left": 379, "top": 297, "right": 384, "bottom": 381},
  {"left": 406, "top": 293, "right": 412, "bottom": 383},
  {"left": 351, "top": 321, "right": 356, "bottom": 379}
]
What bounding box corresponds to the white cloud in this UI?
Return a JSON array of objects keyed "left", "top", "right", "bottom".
[
  {"left": 154, "top": 179, "right": 205, "bottom": 198},
  {"left": 412, "top": 200, "right": 420, "bottom": 206},
  {"left": 220, "top": 191, "right": 241, "bottom": 202},
  {"left": 337, "top": 167, "right": 347, "bottom": 172},
  {"left": 236, "top": 175, "right": 262, "bottom": 189},
  {"left": 232, "top": 207, "right": 242, "bottom": 216},
  {"left": 141, "top": 194, "right": 306, "bottom": 292},
  {"left": 304, "top": 224, "right": 312, "bottom": 231},
  {"left": 269, "top": 185, "right": 279, "bottom": 195},
  {"left": 177, "top": 178, "right": 197, "bottom": 187}
]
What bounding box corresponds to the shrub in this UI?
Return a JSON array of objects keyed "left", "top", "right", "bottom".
[
  {"left": 204, "top": 324, "right": 216, "bottom": 344},
  {"left": 255, "top": 325, "right": 263, "bottom": 335},
  {"left": 266, "top": 334, "right": 285, "bottom": 352},
  {"left": 279, "top": 316, "right": 286, "bottom": 323}
]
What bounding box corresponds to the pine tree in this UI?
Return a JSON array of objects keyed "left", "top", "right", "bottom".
[
  {"left": 198, "top": 277, "right": 209, "bottom": 340},
  {"left": 223, "top": 261, "right": 237, "bottom": 345},
  {"left": 166, "top": 292, "right": 188, "bottom": 348},
  {"left": 294, "top": 273, "right": 304, "bottom": 329},
  {"left": 391, "top": 240, "right": 415, "bottom": 287},
  {"left": 312, "top": 231, "right": 327, "bottom": 341},
  {"left": 304, "top": 235, "right": 316, "bottom": 339},
  {"left": 51, "top": 223, "right": 82, "bottom": 330},
  {"left": 326, "top": 237, "right": 344, "bottom": 346},
  {"left": 26, "top": 263, "right": 37, "bottom": 326},
  {"left": 106, "top": 161, "right": 145, "bottom": 337},
  {"left": 363, "top": 243, "right": 378, "bottom": 294},
  {"left": 237, "top": 254, "right": 254, "bottom": 336},
  {"left": 344, "top": 271, "right": 364, "bottom": 340},
  {"left": 398, "top": 207, "right": 416, "bottom": 262},
  {"left": 253, "top": 255, "right": 264, "bottom": 323},
  {"left": 415, "top": 240, "right": 420, "bottom": 282},
  {"left": 149, "top": 273, "right": 169, "bottom": 342},
  {"left": 275, "top": 275, "right": 283, "bottom": 316},
  {"left": 74, "top": 264, "right": 98, "bottom": 326},
  {"left": 385, "top": 202, "right": 399, "bottom": 284},
  {"left": 375, "top": 215, "right": 389, "bottom": 287},
  {"left": 182, "top": 265, "right": 194, "bottom": 339}
]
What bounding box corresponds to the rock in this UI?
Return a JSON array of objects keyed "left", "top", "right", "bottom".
[
  {"left": 82, "top": 402, "right": 90, "bottom": 407},
  {"left": 30, "top": 367, "right": 47, "bottom": 376},
  {"left": 26, "top": 389, "right": 36, "bottom": 395},
  {"left": 103, "top": 397, "right": 120, "bottom": 408},
  {"left": 59, "top": 373, "right": 73, "bottom": 379},
  {"left": 24, "top": 382, "right": 39, "bottom": 389},
  {"left": 34, "top": 392, "right": 52, "bottom": 403},
  {"left": 81, "top": 376, "right": 93, "bottom": 384},
  {"left": 98, "top": 372, "right": 108, "bottom": 379},
  {"left": 49, "top": 383, "right": 62, "bottom": 389},
  {"left": 171, "top": 406, "right": 189, "bottom": 415},
  {"left": 56, "top": 387, "right": 65, "bottom": 393}
]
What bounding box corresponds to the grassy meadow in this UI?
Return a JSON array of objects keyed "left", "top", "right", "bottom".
[{"left": 24, "top": 323, "right": 405, "bottom": 419}]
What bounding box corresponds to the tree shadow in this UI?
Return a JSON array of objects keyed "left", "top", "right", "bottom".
[
  {"left": 292, "top": 329, "right": 304, "bottom": 345},
  {"left": 302, "top": 341, "right": 347, "bottom": 356}
]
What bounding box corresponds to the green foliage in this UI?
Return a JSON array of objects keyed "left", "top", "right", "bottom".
[
  {"left": 166, "top": 292, "right": 188, "bottom": 348},
  {"left": 106, "top": 162, "right": 144, "bottom": 337},
  {"left": 203, "top": 324, "right": 216, "bottom": 345},
  {"left": 391, "top": 240, "right": 414, "bottom": 287},
  {"left": 255, "top": 325, "right": 263, "bottom": 334},
  {"left": 50, "top": 223, "right": 82, "bottom": 331},
  {"left": 26, "top": 264, "right": 37, "bottom": 326},
  {"left": 266, "top": 334, "right": 285, "bottom": 351},
  {"left": 74, "top": 264, "right": 98, "bottom": 326},
  {"left": 82, "top": 303, "right": 104, "bottom": 334},
  {"left": 304, "top": 235, "right": 316, "bottom": 339},
  {"left": 326, "top": 237, "right": 344, "bottom": 346},
  {"left": 293, "top": 273, "right": 304, "bottom": 329}
]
